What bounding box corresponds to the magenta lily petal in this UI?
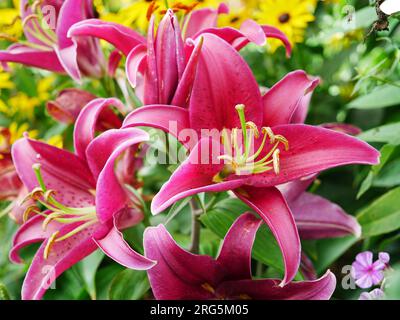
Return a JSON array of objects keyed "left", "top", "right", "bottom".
[
  {"left": 291, "top": 192, "right": 361, "bottom": 239},
  {"left": 171, "top": 38, "right": 203, "bottom": 108},
  {"left": 122, "top": 105, "right": 193, "bottom": 147},
  {"left": 217, "top": 270, "right": 336, "bottom": 300},
  {"left": 216, "top": 213, "right": 262, "bottom": 281},
  {"left": 262, "top": 70, "right": 319, "bottom": 127},
  {"left": 12, "top": 137, "right": 95, "bottom": 207},
  {"left": 73, "top": 98, "right": 125, "bottom": 160},
  {"left": 234, "top": 186, "right": 301, "bottom": 286},
  {"left": 144, "top": 213, "right": 336, "bottom": 300},
  {"left": 182, "top": 4, "right": 228, "bottom": 39},
  {"left": 55, "top": 0, "right": 91, "bottom": 80},
  {"left": 144, "top": 224, "right": 221, "bottom": 300},
  {"left": 300, "top": 253, "right": 317, "bottom": 281},
  {"left": 87, "top": 129, "right": 149, "bottom": 223},
  {"left": 277, "top": 175, "right": 317, "bottom": 203},
  {"left": 321, "top": 123, "right": 362, "bottom": 136},
  {"left": 108, "top": 50, "right": 123, "bottom": 78},
  {"left": 246, "top": 124, "right": 380, "bottom": 187},
  {"left": 0, "top": 45, "right": 65, "bottom": 73},
  {"left": 262, "top": 25, "right": 292, "bottom": 57},
  {"left": 68, "top": 19, "right": 146, "bottom": 56},
  {"left": 94, "top": 222, "right": 155, "bottom": 270},
  {"left": 143, "top": 16, "right": 159, "bottom": 105},
  {"left": 151, "top": 138, "right": 244, "bottom": 214},
  {"left": 19, "top": 0, "right": 62, "bottom": 46},
  {"left": 126, "top": 44, "right": 147, "bottom": 88},
  {"left": 9, "top": 215, "right": 63, "bottom": 264},
  {"left": 46, "top": 88, "right": 97, "bottom": 124},
  {"left": 155, "top": 10, "right": 185, "bottom": 104},
  {"left": 21, "top": 222, "right": 100, "bottom": 300},
  {"left": 86, "top": 128, "right": 148, "bottom": 179},
  {"left": 193, "top": 19, "right": 266, "bottom": 51},
  {"left": 189, "top": 33, "right": 263, "bottom": 132}
]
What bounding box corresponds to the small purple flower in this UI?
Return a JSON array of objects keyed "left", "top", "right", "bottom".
[
  {"left": 359, "top": 288, "right": 385, "bottom": 300},
  {"left": 352, "top": 251, "right": 390, "bottom": 289}
]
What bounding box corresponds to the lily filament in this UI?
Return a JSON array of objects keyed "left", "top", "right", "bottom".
[
  {"left": 22, "top": 164, "right": 97, "bottom": 259},
  {"left": 213, "top": 104, "right": 289, "bottom": 182}
]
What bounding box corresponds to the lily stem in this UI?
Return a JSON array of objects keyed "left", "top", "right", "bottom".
[{"left": 189, "top": 199, "right": 202, "bottom": 254}]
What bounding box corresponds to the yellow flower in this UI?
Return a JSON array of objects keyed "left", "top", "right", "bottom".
[
  {"left": 46, "top": 134, "right": 63, "bottom": 148},
  {"left": 255, "top": 0, "right": 316, "bottom": 52},
  {"left": 8, "top": 122, "right": 38, "bottom": 144},
  {"left": 0, "top": 0, "right": 22, "bottom": 39},
  {"left": 97, "top": 0, "right": 163, "bottom": 33},
  {"left": 215, "top": 0, "right": 258, "bottom": 29},
  {"left": 0, "top": 67, "right": 14, "bottom": 90},
  {"left": 37, "top": 75, "right": 55, "bottom": 102},
  {"left": 1, "top": 92, "right": 39, "bottom": 119}
]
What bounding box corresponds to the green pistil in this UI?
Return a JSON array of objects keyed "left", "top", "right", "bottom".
[
  {"left": 235, "top": 104, "right": 248, "bottom": 155},
  {"left": 32, "top": 163, "right": 47, "bottom": 192}
]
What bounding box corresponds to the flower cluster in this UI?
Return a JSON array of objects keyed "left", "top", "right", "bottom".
[{"left": 0, "top": 1, "right": 383, "bottom": 300}]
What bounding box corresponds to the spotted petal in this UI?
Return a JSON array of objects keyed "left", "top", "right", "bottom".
[
  {"left": 246, "top": 124, "right": 380, "bottom": 187},
  {"left": 189, "top": 33, "right": 263, "bottom": 133},
  {"left": 12, "top": 137, "right": 95, "bottom": 208}
]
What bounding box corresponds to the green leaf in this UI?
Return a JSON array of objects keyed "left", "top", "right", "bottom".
[
  {"left": 75, "top": 251, "right": 104, "bottom": 300},
  {"left": 0, "top": 283, "right": 11, "bottom": 300},
  {"left": 357, "top": 187, "right": 400, "bottom": 237},
  {"left": 385, "top": 265, "right": 400, "bottom": 299},
  {"left": 373, "top": 159, "right": 400, "bottom": 188},
  {"left": 347, "top": 86, "right": 400, "bottom": 109},
  {"left": 313, "top": 236, "right": 358, "bottom": 273},
  {"left": 95, "top": 264, "right": 124, "bottom": 300},
  {"left": 164, "top": 197, "right": 192, "bottom": 225},
  {"left": 358, "top": 122, "right": 400, "bottom": 145},
  {"left": 108, "top": 269, "right": 149, "bottom": 300},
  {"left": 357, "top": 144, "right": 396, "bottom": 198},
  {"left": 200, "top": 199, "right": 284, "bottom": 274}
]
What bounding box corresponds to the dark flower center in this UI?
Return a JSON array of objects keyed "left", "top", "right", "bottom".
[{"left": 278, "top": 13, "right": 291, "bottom": 24}]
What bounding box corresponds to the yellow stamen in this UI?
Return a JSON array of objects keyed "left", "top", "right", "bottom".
[
  {"left": 214, "top": 104, "right": 290, "bottom": 181},
  {"left": 43, "top": 231, "right": 59, "bottom": 259}
]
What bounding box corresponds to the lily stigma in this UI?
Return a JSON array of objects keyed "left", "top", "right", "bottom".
[
  {"left": 214, "top": 104, "right": 289, "bottom": 182},
  {"left": 23, "top": 164, "right": 98, "bottom": 259},
  {"left": 1, "top": 0, "right": 57, "bottom": 51}
]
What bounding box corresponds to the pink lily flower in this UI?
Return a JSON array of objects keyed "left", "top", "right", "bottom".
[
  {"left": 10, "top": 98, "right": 155, "bottom": 300},
  {"left": 144, "top": 212, "right": 336, "bottom": 300},
  {"left": 280, "top": 176, "right": 361, "bottom": 240},
  {"left": 122, "top": 33, "right": 380, "bottom": 285},
  {"left": 0, "top": 0, "right": 104, "bottom": 81},
  {"left": 0, "top": 127, "right": 36, "bottom": 224},
  {"left": 68, "top": 5, "right": 291, "bottom": 105},
  {"left": 46, "top": 88, "right": 97, "bottom": 124}
]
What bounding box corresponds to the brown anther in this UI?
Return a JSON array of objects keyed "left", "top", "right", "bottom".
[
  {"left": 44, "top": 189, "right": 56, "bottom": 202},
  {"left": 146, "top": 1, "right": 160, "bottom": 21},
  {"left": 43, "top": 231, "right": 59, "bottom": 259},
  {"left": 22, "top": 205, "right": 39, "bottom": 222},
  {"left": 0, "top": 33, "right": 18, "bottom": 42},
  {"left": 201, "top": 283, "right": 215, "bottom": 294},
  {"left": 29, "top": 187, "right": 45, "bottom": 200}
]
